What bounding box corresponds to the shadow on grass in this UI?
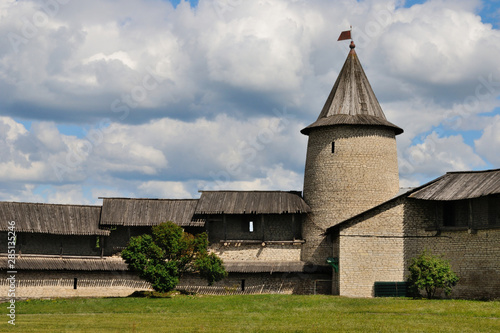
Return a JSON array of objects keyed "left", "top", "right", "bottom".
[{"left": 127, "top": 289, "right": 196, "bottom": 298}]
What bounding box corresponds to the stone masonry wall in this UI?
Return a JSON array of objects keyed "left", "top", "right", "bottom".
[
  {"left": 302, "top": 126, "right": 399, "bottom": 265},
  {"left": 406, "top": 228, "right": 500, "bottom": 299},
  {"left": 338, "top": 197, "right": 406, "bottom": 297},
  {"left": 404, "top": 197, "right": 500, "bottom": 300},
  {"left": 209, "top": 243, "right": 302, "bottom": 262},
  {"left": 337, "top": 196, "right": 500, "bottom": 299}
]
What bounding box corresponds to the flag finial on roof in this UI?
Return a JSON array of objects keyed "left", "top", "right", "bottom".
[{"left": 338, "top": 26, "right": 352, "bottom": 41}]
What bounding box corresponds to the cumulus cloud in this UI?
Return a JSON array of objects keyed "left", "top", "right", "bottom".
[
  {"left": 2, "top": 0, "right": 494, "bottom": 124},
  {"left": 0, "top": 113, "right": 307, "bottom": 202},
  {"left": 137, "top": 181, "right": 193, "bottom": 199},
  {"left": 0, "top": 0, "right": 499, "bottom": 203},
  {"left": 44, "top": 184, "right": 94, "bottom": 205},
  {"left": 201, "top": 164, "right": 304, "bottom": 192},
  {"left": 475, "top": 115, "right": 500, "bottom": 165},
  {"left": 399, "top": 131, "right": 486, "bottom": 185}
]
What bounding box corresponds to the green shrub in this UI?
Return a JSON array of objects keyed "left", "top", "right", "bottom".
[
  {"left": 407, "top": 249, "right": 459, "bottom": 299},
  {"left": 195, "top": 252, "right": 228, "bottom": 285},
  {"left": 121, "top": 221, "right": 226, "bottom": 293}
]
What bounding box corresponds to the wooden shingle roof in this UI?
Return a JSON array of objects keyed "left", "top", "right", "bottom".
[
  {"left": 0, "top": 202, "right": 108, "bottom": 236},
  {"left": 0, "top": 255, "right": 127, "bottom": 271},
  {"left": 409, "top": 169, "right": 500, "bottom": 201},
  {"left": 195, "top": 191, "right": 311, "bottom": 215},
  {"left": 100, "top": 198, "right": 203, "bottom": 227},
  {"left": 301, "top": 42, "right": 403, "bottom": 135},
  {"left": 325, "top": 168, "right": 500, "bottom": 235},
  {"left": 224, "top": 261, "right": 306, "bottom": 273}
]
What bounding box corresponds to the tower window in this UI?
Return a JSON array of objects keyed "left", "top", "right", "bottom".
[{"left": 331, "top": 142, "right": 335, "bottom": 154}]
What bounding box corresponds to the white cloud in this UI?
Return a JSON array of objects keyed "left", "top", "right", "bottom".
[
  {"left": 202, "top": 164, "right": 303, "bottom": 192},
  {"left": 475, "top": 115, "right": 500, "bottom": 165},
  {"left": 0, "top": 113, "right": 306, "bottom": 199},
  {"left": 399, "top": 132, "right": 486, "bottom": 184},
  {"left": 44, "top": 184, "right": 92, "bottom": 205},
  {"left": 137, "top": 181, "right": 193, "bottom": 199},
  {"left": 0, "top": 0, "right": 499, "bottom": 203},
  {"left": 0, "top": 116, "right": 27, "bottom": 140},
  {"left": 0, "top": 183, "right": 44, "bottom": 203}
]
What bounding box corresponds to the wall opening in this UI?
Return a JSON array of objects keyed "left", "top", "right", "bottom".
[
  {"left": 443, "top": 202, "right": 456, "bottom": 226},
  {"left": 489, "top": 195, "right": 500, "bottom": 226}
]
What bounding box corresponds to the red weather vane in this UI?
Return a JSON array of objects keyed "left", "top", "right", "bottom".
[{"left": 338, "top": 26, "right": 353, "bottom": 41}]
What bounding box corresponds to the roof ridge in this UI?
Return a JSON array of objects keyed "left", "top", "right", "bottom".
[
  {"left": 99, "top": 197, "right": 198, "bottom": 201},
  {"left": 0, "top": 201, "right": 101, "bottom": 208},
  {"left": 200, "top": 190, "right": 302, "bottom": 192},
  {"left": 446, "top": 168, "right": 500, "bottom": 175}
]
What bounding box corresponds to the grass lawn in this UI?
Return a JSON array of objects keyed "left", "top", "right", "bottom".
[{"left": 1, "top": 295, "right": 499, "bottom": 332}]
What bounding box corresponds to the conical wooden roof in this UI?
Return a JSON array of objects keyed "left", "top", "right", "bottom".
[{"left": 301, "top": 42, "right": 403, "bottom": 135}]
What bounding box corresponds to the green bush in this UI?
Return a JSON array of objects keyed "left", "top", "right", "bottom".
[
  {"left": 407, "top": 249, "right": 459, "bottom": 299},
  {"left": 195, "top": 252, "right": 228, "bottom": 285},
  {"left": 121, "top": 221, "right": 226, "bottom": 293}
]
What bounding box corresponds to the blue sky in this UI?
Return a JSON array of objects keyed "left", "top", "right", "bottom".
[
  {"left": 167, "top": 0, "right": 199, "bottom": 8},
  {"left": 1, "top": 0, "right": 499, "bottom": 204}
]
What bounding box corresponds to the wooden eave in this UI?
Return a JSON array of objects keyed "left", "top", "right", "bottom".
[
  {"left": 223, "top": 261, "right": 306, "bottom": 273},
  {"left": 409, "top": 169, "right": 500, "bottom": 201},
  {"left": 0, "top": 255, "right": 127, "bottom": 271},
  {"left": 195, "top": 191, "right": 311, "bottom": 215},
  {"left": 0, "top": 202, "right": 108, "bottom": 236},
  {"left": 100, "top": 198, "right": 202, "bottom": 227}
]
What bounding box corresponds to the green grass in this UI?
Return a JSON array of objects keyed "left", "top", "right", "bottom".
[{"left": 1, "top": 295, "right": 499, "bottom": 332}]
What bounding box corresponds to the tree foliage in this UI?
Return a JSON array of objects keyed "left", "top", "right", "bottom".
[
  {"left": 121, "top": 222, "right": 227, "bottom": 292},
  {"left": 407, "top": 250, "right": 459, "bottom": 299},
  {"left": 195, "top": 252, "right": 227, "bottom": 286}
]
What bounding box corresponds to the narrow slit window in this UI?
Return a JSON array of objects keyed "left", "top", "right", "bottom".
[{"left": 331, "top": 142, "right": 335, "bottom": 154}]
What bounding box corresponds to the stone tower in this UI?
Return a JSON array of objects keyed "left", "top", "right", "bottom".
[{"left": 301, "top": 41, "right": 403, "bottom": 265}]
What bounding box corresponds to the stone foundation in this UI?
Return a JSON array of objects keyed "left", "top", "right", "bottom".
[
  {"left": 0, "top": 271, "right": 151, "bottom": 301},
  {"left": 179, "top": 272, "right": 332, "bottom": 295},
  {"left": 0, "top": 269, "right": 332, "bottom": 300}
]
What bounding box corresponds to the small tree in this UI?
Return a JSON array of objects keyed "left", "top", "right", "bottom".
[
  {"left": 407, "top": 250, "right": 459, "bottom": 299},
  {"left": 121, "top": 221, "right": 227, "bottom": 293}
]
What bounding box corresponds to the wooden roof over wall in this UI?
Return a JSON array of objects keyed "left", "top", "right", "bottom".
[
  {"left": 0, "top": 202, "right": 108, "bottom": 236},
  {"left": 409, "top": 169, "right": 500, "bottom": 201},
  {"left": 0, "top": 256, "right": 309, "bottom": 273},
  {"left": 195, "top": 191, "right": 311, "bottom": 215},
  {"left": 100, "top": 198, "right": 203, "bottom": 227},
  {"left": 224, "top": 261, "right": 306, "bottom": 273},
  {"left": 0, "top": 255, "right": 127, "bottom": 271},
  {"left": 325, "top": 168, "right": 500, "bottom": 235}
]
